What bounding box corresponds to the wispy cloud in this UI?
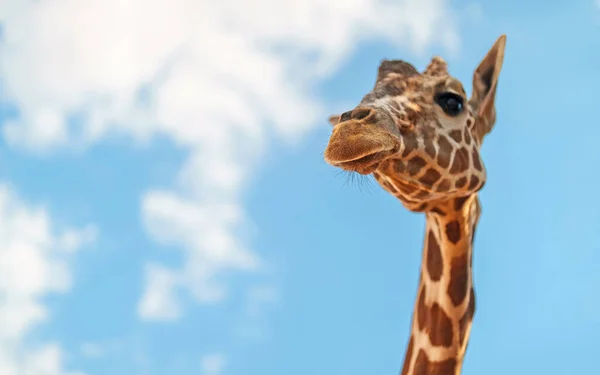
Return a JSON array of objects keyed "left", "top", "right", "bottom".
[
  {"left": 0, "top": 0, "right": 460, "bottom": 323},
  {"left": 78, "top": 335, "right": 153, "bottom": 375},
  {"left": 79, "top": 342, "right": 106, "bottom": 359},
  {"left": 0, "top": 184, "right": 97, "bottom": 375},
  {"left": 236, "top": 285, "right": 280, "bottom": 341},
  {"left": 201, "top": 353, "right": 227, "bottom": 375}
]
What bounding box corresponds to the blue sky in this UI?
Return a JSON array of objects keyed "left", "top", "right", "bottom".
[{"left": 1, "top": 0, "right": 599, "bottom": 374}]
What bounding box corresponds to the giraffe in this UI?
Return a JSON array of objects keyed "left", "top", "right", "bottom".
[{"left": 323, "top": 35, "right": 506, "bottom": 374}]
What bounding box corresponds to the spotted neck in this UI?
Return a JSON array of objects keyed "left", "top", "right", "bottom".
[{"left": 400, "top": 194, "right": 480, "bottom": 375}]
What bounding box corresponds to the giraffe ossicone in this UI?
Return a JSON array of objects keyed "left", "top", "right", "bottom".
[{"left": 323, "top": 35, "right": 506, "bottom": 375}]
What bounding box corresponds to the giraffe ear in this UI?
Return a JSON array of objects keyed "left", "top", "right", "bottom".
[
  {"left": 469, "top": 35, "right": 506, "bottom": 141},
  {"left": 328, "top": 114, "right": 341, "bottom": 126}
]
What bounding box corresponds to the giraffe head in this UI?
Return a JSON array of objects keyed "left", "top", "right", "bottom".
[{"left": 324, "top": 36, "right": 506, "bottom": 212}]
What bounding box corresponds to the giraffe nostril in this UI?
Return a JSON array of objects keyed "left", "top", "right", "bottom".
[{"left": 350, "top": 107, "right": 374, "bottom": 121}]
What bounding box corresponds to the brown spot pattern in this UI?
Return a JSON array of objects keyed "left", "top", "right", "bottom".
[
  {"left": 400, "top": 336, "right": 415, "bottom": 375},
  {"left": 445, "top": 221, "right": 461, "bottom": 244},
  {"left": 447, "top": 253, "right": 470, "bottom": 306},
  {"left": 449, "top": 147, "right": 470, "bottom": 174},
  {"left": 437, "top": 136, "right": 453, "bottom": 168},
  {"left": 426, "top": 231, "right": 443, "bottom": 281},
  {"left": 430, "top": 206, "right": 446, "bottom": 216},
  {"left": 472, "top": 149, "right": 483, "bottom": 171},
  {"left": 425, "top": 138, "right": 437, "bottom": 158},
  {"left": 413, "top": 350, "right": 457, "bottom": 375},
  {"left": 454, "top": 196, "right": 469, "bottom": 211},
  {"left": 455, "top": 176, "right": 467, "bottom": 189},
  {"left": 458, "top": 288, "right": 476, "bottom": 346},
  {"left": 437, "top": 179, "right": 451, "bottom": 192},
  {"left": 420, "top": 168, "right": 442, "bottom": 185},
  {"left": 408, "top": 156, "right": 427, "bottom": 176},
  {"left": 417, "top": 286, "right": 427, "bottom": 330},
  {"left": 402, "top": 136, "right": 418, "bottom": 157},
  {"left": 395, "top": 180, "right": 417, "bottom": 194},
  {"left": 394, "top": 160, "right": 407, "bottom": 174},
  {"left": 449, "top": 130, "right": 462, "bottom": 143},
  {"left": 468, "top": 175, "right": 480, "bottom": 190},
  {"left": 404, "top": 199, "right": 419, "bottom": 207},
  {"left": 415, "top": 202, "right": 429, "bottom": 212},
  {"left": 382, "top": 180, "right": 397, "bottom": 193},
  {"left": 428, "top": 303, "right": 454, "bottom": 347},
  {"left": 414, "top": 189, "right": 430, "bottom": 199},
  {"left": 464, "top": 128, "right": 472, "bottom": 144}
]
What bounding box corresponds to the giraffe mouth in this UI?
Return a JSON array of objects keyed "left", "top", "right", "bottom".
[
  {"left": 324, "top": 116, "right": 402, "bottom": 175},
  {"left": 328, "top": 148, "right": 398, "bottom": 175}
]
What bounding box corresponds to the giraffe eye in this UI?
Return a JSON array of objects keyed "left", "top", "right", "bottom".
[{"left": 435, "top": 92, "right": 464, "bottom": 116}]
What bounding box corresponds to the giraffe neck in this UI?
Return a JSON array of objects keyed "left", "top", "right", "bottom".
[{"left": 400, "top": 194, "right": 481, "bottom": 375}]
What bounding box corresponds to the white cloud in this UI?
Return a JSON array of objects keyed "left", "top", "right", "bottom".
[
  {"left": 79, "top": 338, "right": 129, "bottom": 360},
  {"left": 79, "top": 343, "right": 105, "bottom": 359},
  {"left": 236, "top": 285, "right": 279, "bottom": 341},
  {"left": 138, "top": 263, "right": 183, "bottom": 321},
  {"left": 0, "top": 0, "right": 461, "bottom": 320},
  {"left": 201, "top": 353, "right": 226, "bottom": 375},
  {"left": 0, "top": 184, "right": 96, "bottom": 375}
]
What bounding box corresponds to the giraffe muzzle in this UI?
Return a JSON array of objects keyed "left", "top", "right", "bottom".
[{"left": 324, "top": 120, "right": 402, "bottom": 175}]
